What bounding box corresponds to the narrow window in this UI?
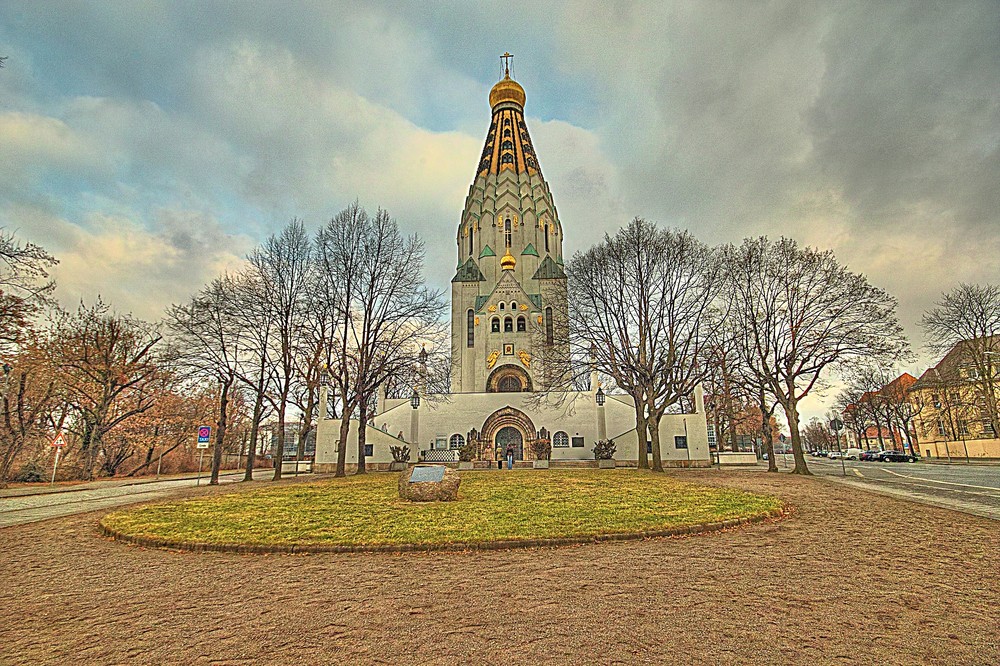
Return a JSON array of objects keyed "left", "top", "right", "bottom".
[
  {"left": 466, "top": 309, "right": 474, "bottom": 348},
  {"left": 545, "top": 307, "right": 553, "bottom": 344},
  {"left": 499, "top": 302, "right": 505, "bottom": 311},
  {"left": 516, "top": 316, "right": 526, "bottom": 332},
  {"left": 504, "top": 317, "right": 513, "bottom": 332},
  {"left": 469, "top": 224, "right": 474, "bottom": 255},
  {"left": 504, "top": 219, "right": 512, "bottom": 248},
  {"left": 511, "top": 301, "right": 517, "bottom": 310},
  {"left": 544, "top": 223, "right": 549, "bottom": 252},
  {"left": 491, "top": 317, "right": 500, "bottom": 333}
]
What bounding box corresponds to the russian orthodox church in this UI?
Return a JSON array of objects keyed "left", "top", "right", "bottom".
[{"left": 314, "top": 56, "right": 709, "bottom": 470}]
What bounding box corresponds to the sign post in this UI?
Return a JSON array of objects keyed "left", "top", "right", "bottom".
[
  {"left": 196, "top": 426, "right": 211, "bottom": 486},
  {"left": 50, "top": 432, "right": 66, "bottom": 484}
]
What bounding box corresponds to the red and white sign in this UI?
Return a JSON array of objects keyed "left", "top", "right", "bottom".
[{"left": 51, "top": 432, "right": 66, "bottom": 449}]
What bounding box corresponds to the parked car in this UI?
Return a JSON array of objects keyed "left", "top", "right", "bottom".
[
  {"left": 860, "top": 450, "right": 882, "bottom": 461},
  {"left": 828, "top": 451, "right": 845, "bottom": 460},
  {"left": 844, "top": 448, "right": 864, "bottom": 460},
  {"left": 879, "top": 451, "right": 917, "bottom": 463}
]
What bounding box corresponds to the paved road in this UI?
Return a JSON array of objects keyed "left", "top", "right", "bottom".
[
  {"left": 0, "top": 469, "right": 276, "bottom": 527},
  {"left": 803, "top": 457, "right": 1000, "bottom": 520}
]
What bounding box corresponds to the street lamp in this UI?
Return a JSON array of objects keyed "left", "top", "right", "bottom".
[
  {"left": 410, "top": 389, "right": 421, "bottom": 410},
  {"left": 595, "top": 386, "right": 606, "bottom": 406}
]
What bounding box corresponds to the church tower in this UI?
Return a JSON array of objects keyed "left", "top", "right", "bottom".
[{"left": 451, "top": 54, "right": 569, "bottom": 393}]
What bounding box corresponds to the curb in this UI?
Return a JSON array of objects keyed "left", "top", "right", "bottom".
[{"left": 98, "top": 506, "right": 788, "bottom": 555}]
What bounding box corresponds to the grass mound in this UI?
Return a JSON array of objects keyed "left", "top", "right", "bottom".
[{"left": 100, "top": 470, "right": 783, "bottom": 551}]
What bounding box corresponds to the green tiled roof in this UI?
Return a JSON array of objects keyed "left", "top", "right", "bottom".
[
  {"left": 532, "top": 256, "right": 566, "bottom": 280},
  {"left": 521, "top": 243, "right": 539, "bottom": 257},
  {"left": 479, "top": 245, "right": 496, "bottom": 258},
  {"left": 452, "top": 258, "right": 486, "bottom": 283}
]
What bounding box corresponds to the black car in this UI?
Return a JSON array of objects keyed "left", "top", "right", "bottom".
[{"left": 879, "top": 451, "right": 916, "bottom": 463}]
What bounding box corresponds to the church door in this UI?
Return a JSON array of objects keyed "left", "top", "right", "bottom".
[{"left": 495, "top": 426, "right": 523, "bottom": 460}]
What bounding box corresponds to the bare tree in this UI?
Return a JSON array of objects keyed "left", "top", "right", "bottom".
[
  {"left": 921, "top": 283, "right": 1000, "bottom": 435},
  {"left": 0, "top": 331, "right": 59, "bottom": 485},
  {"left": 567, "top": 219, "right": 721, "bottom": 471},
  {"left": 0, "top": 229, "right": 57, "bottom": 347},
  {"left": 164, "top": 275, "right": 244, "bottom": 484},
  {"left": 316, "top": 204, "right": 445, "bottom": 476},
  {"left": 246, "top": 220, "right": 313, "bottom": 481},
  {"left": 50, "top": 299, "right": 163, "bottom": 478},
  {"left": 722, "top": 237, "right": 908, "bottom": 474}
]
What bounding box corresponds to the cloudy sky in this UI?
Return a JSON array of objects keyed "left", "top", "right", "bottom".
[{"left": 1, "top": 1, "right": 998, "bottom": 416}]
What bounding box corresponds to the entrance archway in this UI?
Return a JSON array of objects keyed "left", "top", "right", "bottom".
[{"left": 479, "top": 406, "right": 537, "bottom": 461}]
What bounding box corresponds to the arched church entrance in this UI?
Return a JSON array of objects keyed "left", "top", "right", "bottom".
[{"left": 478, "top": 406, "right": 537, "bottom": 461}]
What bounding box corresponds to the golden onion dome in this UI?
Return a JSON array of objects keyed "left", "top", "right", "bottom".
[
  {"left": 500, "top": 247, "right": 517, "bottom": 271},
  {"left": 489, "top": 73, "right": 526, "bottom": 109}
]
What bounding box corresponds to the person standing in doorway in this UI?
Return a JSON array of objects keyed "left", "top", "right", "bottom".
[
  {"left": 506, "top": 444, "right": 514, "bottom": 470},
  {"left": 495, "top": 446, "right": 503, "bottom": 470}
]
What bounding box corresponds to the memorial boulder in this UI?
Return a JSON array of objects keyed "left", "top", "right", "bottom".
[{"left": 398, "top": 465, "right": 460, "bottom": 502}]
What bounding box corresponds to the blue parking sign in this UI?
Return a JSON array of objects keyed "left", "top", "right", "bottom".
[{"left": 197, "top": 426, "right": 212, "bottom": 443}]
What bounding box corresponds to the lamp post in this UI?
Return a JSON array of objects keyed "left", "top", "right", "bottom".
[
  {"left": 595, "top": 385, "right": 607, "bottom": 441},
  {"left": 409, "top": 388, "right": 421, "bottom": 450},
  {"left": 830, "top": 417, "right": 845, "bottom": 476}
]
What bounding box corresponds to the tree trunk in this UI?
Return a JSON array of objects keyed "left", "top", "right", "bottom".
[
  {"left": 244, "top": 384, "right": 264, "bottom": 482},
  {"left": 634, "top": 401, "right": 649, "bottom": 469},
  {"left": 356, "top": 398, "right": 368, "bottom": 474},
  {"left": 759, "top": 392, "right": 777, "bottom": 473},
  {"left": 648, "top": 412, "right": 664, "bottom": 472},
  {"left": 210, "top": 379, "right": 230, "bottom": 485},
  {"left": 784, "top": 399, "right": 811, "bottom": 475},
  {"left": 272, "top": 403, "right": 286, "bottom": 482},
  {"left": 336, "top": 411, "right": 351, "bottom": 477}
]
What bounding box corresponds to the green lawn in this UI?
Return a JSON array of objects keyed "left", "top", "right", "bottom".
[{"left": 100, "top": 469, "right": 783, "bottom": 549}]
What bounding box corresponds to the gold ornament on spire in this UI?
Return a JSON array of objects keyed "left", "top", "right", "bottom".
[
  {"left": 500, "top": 247, "right": 517, "bottom": 271},
  {"left": 489, "top": 52, "right": 526, "bottom": 108}
]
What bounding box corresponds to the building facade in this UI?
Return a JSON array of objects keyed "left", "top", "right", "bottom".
[{"left": 313, "top": 60, "right": 709, "bottom": 471}]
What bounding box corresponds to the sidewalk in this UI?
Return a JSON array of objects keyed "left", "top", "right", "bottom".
[{"left": 0, "top": 468, "right": 263, "bottom": 499}]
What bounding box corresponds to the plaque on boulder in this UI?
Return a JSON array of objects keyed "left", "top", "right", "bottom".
[
  {"left": 398, "top": 464, "right": 460, "bottom": 502},
  {"left": 410, "top": 465, "right": 445, "bottom": 483}
]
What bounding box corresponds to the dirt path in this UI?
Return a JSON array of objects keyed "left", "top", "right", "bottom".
[{"left": 1, "top": 471, "right": 997, "bottom": 665}]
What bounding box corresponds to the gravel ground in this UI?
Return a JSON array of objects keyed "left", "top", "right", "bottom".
[{"left": 0, "top": 470, "right": 997, "bottom": 665}]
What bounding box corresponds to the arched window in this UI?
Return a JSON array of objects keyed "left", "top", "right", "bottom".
[
  {"left": 501, "top": 153, "right": 514, "bottom": 165},
  {"left": 501, "top": 140, "right": 513, "bottom": 151},
  {"left": 553, "top": 431, "right": 569, "bottom": 448},
  {"left": 510, "top": 301, "right": 517, "bottom": 310},
  {"left": 499, "top": 302, "right": 505, "bottom": 311},
  {"left": 544, "top": 223, "right": 550, "bottom": 252},
  {"left": 503, "top": 129, "right": 512, "bottom": 138},
  {"left": 469, "top": 223, "right": 474, "bottom": 255},
  {"left": 545, "top": 307, "right": 553, "bottom": 344},
  {"left": 498, "top": 375, "right": 521, "bottom": 392},
  {"left": 450, "top": 434, "right": 465, "bottom": 450},
  {"left": 517, "top": 316, "right": 526, "bottom": 332},
  {"left": 504, "top": 219, "right": 512, "bottom": 247},
  {"left": 491, "top": 317, "right": 500, "bottom": 333},
  {"left": 504, "top": 317, "right": 513, "bottom": 332},
  {"left": 467, "top": 309, "right": 475, "bottom": 348}
]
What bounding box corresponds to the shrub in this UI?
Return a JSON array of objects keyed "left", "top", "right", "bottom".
[
  {"left": 14, "top": 461, "right": 46, "bottom": 483},
  {"left": 458, "top": 442, "right": 477, "bottom": 462},
  {"left": 531, "top": 438, "right": 552, "bottom": 460},
  {"left": 389, "top": 445, "right": 410, "bottom": 463},
  {"left": 592, "top": 439, "right": 616, "bottom": 460}
]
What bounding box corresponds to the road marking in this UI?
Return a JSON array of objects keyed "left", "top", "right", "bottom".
[
  {"left": 853, "top": 468, "right": 864, "bottom": 478},
  {"left": 880, "top": 467, "right": 1000, "bottom": 491}
]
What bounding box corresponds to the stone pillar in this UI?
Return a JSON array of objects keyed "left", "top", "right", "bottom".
[
  {"left": 597, "top": 402, "right": 608, "bottom": 441},
  {"left": 377, "top": 383, "right": 386, "bottom": 415}
]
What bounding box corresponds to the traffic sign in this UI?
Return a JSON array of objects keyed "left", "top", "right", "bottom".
[
  {"left": 51, "top": 432, "right": 66, "bottom": 449},
  {"left": 197, "top": 425, "right": 211, "bottom": 449}
]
